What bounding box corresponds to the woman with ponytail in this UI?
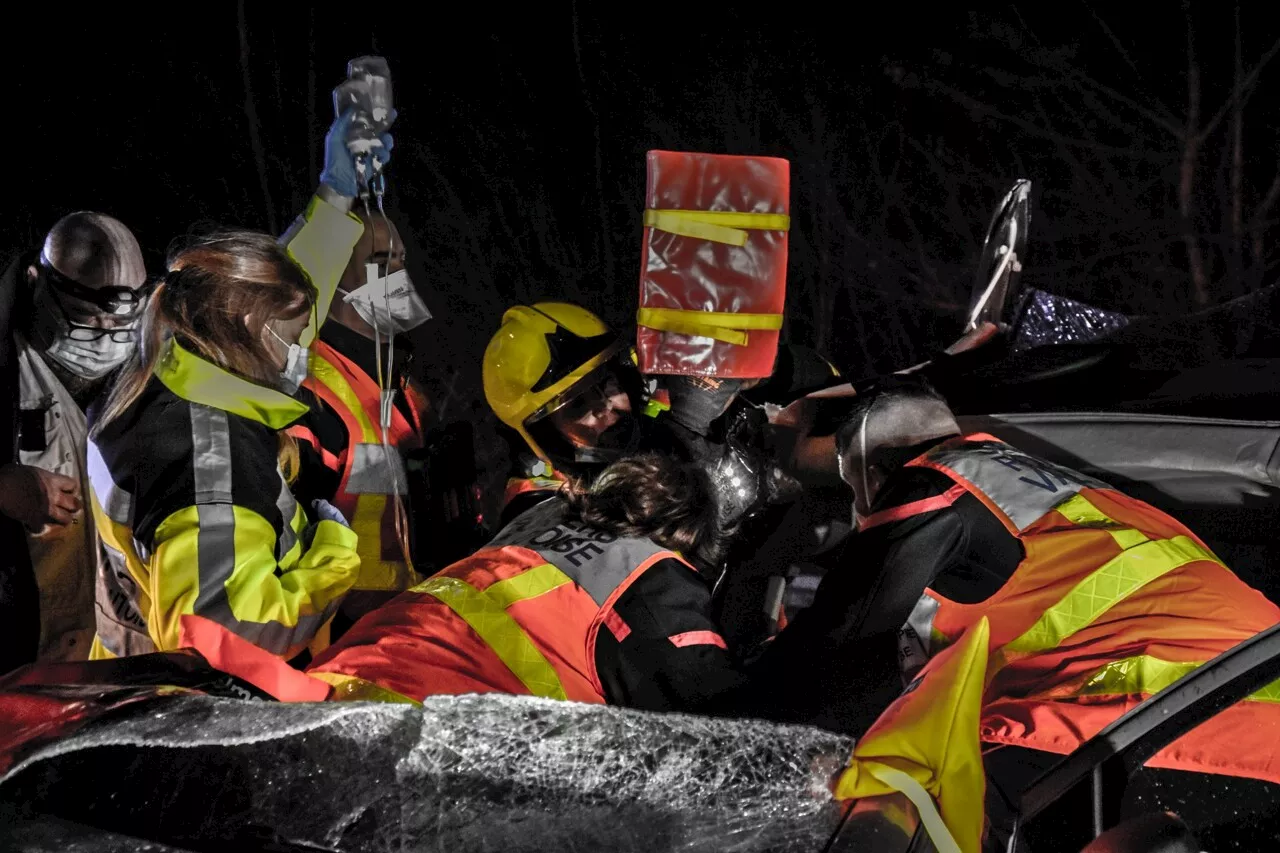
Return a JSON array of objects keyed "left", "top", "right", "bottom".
[{"left": 85, "top": 230, "right": 360, "bottom": 662}]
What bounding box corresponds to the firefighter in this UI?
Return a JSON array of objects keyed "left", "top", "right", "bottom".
[
  {"left": 307, "top": 452, "right": 755, "bottom": 711},
  {"left": 774, "top": 376, "right": 1280, "bottom": 788},
  {"left": 286, "top": 206, "right": 436, "bottom": 628},
  {"left": 482, "top": 301, "right": 841, "bottom": 527}
]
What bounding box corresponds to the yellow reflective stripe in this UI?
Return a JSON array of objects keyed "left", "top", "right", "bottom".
[
  {"left": 311, "top": 356, "right": 415, "bottom": 590},
  {"left": 416, "top": 575, "right": 569, "bottom": 700},
  {"left": 485, "top": 563, "right": 573, "bottom": 609},
  {"left": 284, "top": 194, "right": 367, "bottom": 347},
  {"left": 636, "top": 307, "right": 783, "bottom": 346},
  {"left": 864, "top": 764, "right": 962, "bottom": 853},
  {"left": 310, "top": 355, "right": 379, "bottom": 442},
  {"left": 154, "top": 338, "right": 307, "bottom": 429},
  {"left": 1054, "top": 493, "right": 1149, "bottom": 549},
  {"left": 643, "top": 208, "right": 790, "bottom": 247},
  {"left": 1073, "top": 654, "right": 1280, "bottom": 704},
  {"left": 1005, "top": 536, "right": 1223, "bottom": 655},
  {"left": 310, "top": 670, "right": 422, "bottom": 704}
]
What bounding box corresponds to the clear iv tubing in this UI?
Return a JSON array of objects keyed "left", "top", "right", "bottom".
[{"left": 360, "top": 181, "right": 415, "bottom": 575}]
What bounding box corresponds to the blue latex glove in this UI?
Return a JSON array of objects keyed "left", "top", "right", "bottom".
[
  {"left": 311, "top": 498, "right": 350, "bottom": 527},
  {"left": 320, "top": 108, "right": 396, "bottom": 198}
]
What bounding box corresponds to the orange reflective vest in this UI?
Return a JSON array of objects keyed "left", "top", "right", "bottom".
[
  {"left": 291, "top": 340, "right": 428, "bottom": 593},
  {"left": 875, "top": 433, "right": 1280, "bottom": 784},
  {"left": 307, "top": 499, "right": 693, "bottom": 703},
  {"left": 502, "top": 470, "right": 568, "bottom": 509}
]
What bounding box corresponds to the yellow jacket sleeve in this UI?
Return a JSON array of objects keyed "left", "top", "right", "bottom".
[
  {"left": 147, "top": 503, "right": 361, "bottom": 658},
  {"left": 279, "top": 188, "right": 367, "bottom": 347}
]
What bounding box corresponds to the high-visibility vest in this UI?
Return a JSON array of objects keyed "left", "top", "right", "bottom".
[
  {"left": 308, "top": 499, "right": 697, "bottom": 703},
  {"left": 294, "top": 340, "right": 428, "bottom": 593},
  {"left": 502, "top": 471, "right": 568, "bottom": 509},
  {"left": 868, "top": 433, "right": 1280, "bottom": 784}
]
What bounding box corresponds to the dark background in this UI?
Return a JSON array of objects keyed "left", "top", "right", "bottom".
[{"left": 11, "top": 3, "right": 1280, "bottom": 505}]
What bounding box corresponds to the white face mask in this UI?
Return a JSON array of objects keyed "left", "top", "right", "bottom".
[
  {"left": 45, "top": 334, "right": 134, "bottom": 380},
  {"left": 267, "top": 326, "right": 309, "bottom": 395},
  {"left": 341, "top": 265, "right": 431, "bottom": 336},
  {"left": 33, "top": 279, "right": 137, "bottom": 379}
]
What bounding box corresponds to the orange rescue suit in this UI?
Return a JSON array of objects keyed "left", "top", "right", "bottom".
[
  {"left": 290, "top": 339, "right": 428, "bottom": 593},
  {"left": 307, "top": 499, "right": 696, "bottom": 702},
  {"left": 878, "top": 433, "right": 1280, "bottom": 784}
]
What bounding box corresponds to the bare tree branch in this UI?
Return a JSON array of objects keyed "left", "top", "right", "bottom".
[
  {"left": 1032, "top": 60, "right": 1183, "bottom": 137},
  {"left": 913, "top": 74, "right": 1165, "bottom": 159},
  {"left": 1179, "top": 0, "right": 1209, "bottom": 304},
  {"left": 1252, "top": 164, "right": 1280, "bottom": 264},
  {"left": 306, "top": 8, "right": 318, "bottom": 186},
  {"left": 236, "top": 0, "right": 277, "bottom": 233},
  {"left": 570, "top": 1, "right": 612, "bottom": 279},
  {"left": 1196, "top": 35, "right": 1280, "bottom": 143},
  {"left": 1230, "top": 2, "right": 1245, "bottom": 289}
]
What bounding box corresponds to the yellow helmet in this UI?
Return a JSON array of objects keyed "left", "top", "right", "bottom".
[{"left": 483, "top": 302, "right": 627, "bottom": 464}]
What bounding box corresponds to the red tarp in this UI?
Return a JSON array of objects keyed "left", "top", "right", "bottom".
[{"left": 637, "top": 150, "right": 790, "bottom": 379}]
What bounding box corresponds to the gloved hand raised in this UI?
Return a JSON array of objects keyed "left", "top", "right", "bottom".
[
  {"left": 661, "top": 375, "right": 746, "bottom": 439},
  {"left": 319, "top": 108, "right": 396, "bottom": 199}
]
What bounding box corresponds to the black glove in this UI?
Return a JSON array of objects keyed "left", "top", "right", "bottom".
[{"left": 661, "top": 375, "right": 746, "bottom": 438}]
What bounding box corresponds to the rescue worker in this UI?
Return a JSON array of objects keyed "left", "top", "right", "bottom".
[
  {"left": 483, "top": 301, "right": 859, "bottom": 655},
  {"left": 779, "top": 377, "right": 1280, "bottom": 786},
  {"left": 286, "top": 206, "right": 435, "bottom": 628},
  {"left": 86, "top": 230, "right": 361, "bottom": 661},
  {"left": 483, "top": 301, "right": 840, "bottom": 528},
  {"left": 0, "top": 212, "right": 148, "bottom": 672},
  {"left": 307, "top": 452, "right": 755, "bottom": 710},
  {"left": 85, "top": 109, "right": 378, "bottom": 660}
]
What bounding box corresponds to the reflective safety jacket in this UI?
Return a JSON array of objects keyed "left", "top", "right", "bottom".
[
  {"left": 308, "top": 498, "right": 742, "bottom": 709},
  {"left": 86, "top": 338, "right": 361, "bottom": 660},
  {"left": 500, "top": 467, "right": 568, "bottom": 526},
  {"left": 288, "top": 338, "right": 427, "bottom": 593},
  {"left": 867, "top": 432, "right": 1280, "bottom": 784},
  {"left": 280, "top": 186, "right": 369, "bottom": 348}
]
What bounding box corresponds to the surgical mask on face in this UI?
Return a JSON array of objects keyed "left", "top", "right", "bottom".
[
  {"left": 45, "top": 334, "right": 135, "bottom": 380},
  {"left": 267, "top": 325, "right": 309, "bottom": 395},
  {"left": 33, "top": 284, "right": 136, "bottom": 379},
  {"left": 340, "top": 264, "right": 431, "bottom": 336}
]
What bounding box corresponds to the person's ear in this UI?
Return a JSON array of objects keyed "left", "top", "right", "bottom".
[
  {"left": 25, "top": 264, "right": 38, "bottom": 285},
  {"left": 868, "top": 463, "right": 889, "bottom": 497}
]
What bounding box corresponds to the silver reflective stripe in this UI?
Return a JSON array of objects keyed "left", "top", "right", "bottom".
[
  {"left": 86, "top": 439, "right": 133, "bottom": 526},
  {"left": 188, "top": 405, "right": 322, "bottom": 655},
  {"left": 897, "top": 594, "right": 939, "bottom": 685},
  {"left": 345, "top": 442, "right": 408, "bottom": 495},
  {"left": 189, "top": 406, "right": 240, "bottom": 616},
  {"left": 921, "top": 441, "right": 1113, "bottom": 532},
  {"left": 487, "top": 498, "right": 668, "bottom": 606},
  {"left": 190, "top": 405, "right": 234, "bottom": 503},
  {"left": 195, "top": 600, "right": 332, "bottom": 656},
  {"left": 275, "top": 474, "right": 299, "bottom": 560}
]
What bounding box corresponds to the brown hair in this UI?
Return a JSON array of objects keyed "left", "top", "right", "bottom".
[
  {"left": 562, "top": 453, "right": 723, "bottom": 568},
  {"left": 92, "top": 230, "right": 316, "bottom": 476}
]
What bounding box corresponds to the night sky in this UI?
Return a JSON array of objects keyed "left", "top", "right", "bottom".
[{"left": 13, "top": 4, "right": 1280, "bottom": 495}]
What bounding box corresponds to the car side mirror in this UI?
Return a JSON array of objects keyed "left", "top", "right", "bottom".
[{"left": 1077, "top": 812, "right": 1201, "bottom": 853}]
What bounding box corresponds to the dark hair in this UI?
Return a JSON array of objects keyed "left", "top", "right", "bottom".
[{"left": 563, "top": 453, "right": 721, "bottom": 566}]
